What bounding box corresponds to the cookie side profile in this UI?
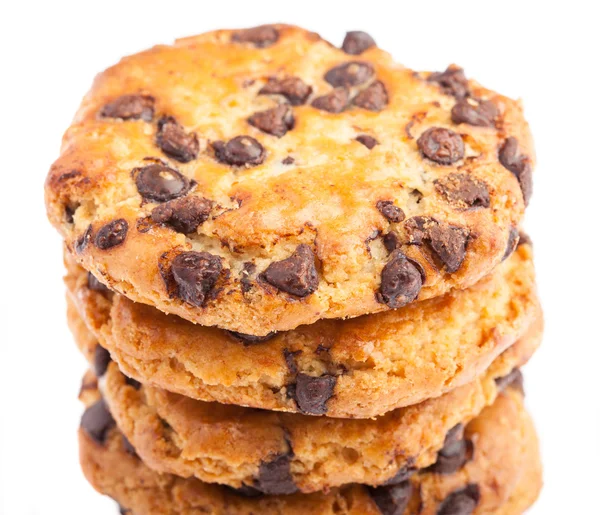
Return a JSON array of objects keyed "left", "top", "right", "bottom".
[
  {"left": 73, "top": 311, "right": 540, "bottom": 493},
  {"left": 66, "top": 242, "right": 539, "bottom": 418},
  {"left": 79, "top": 386, "right": 540, "bottom": 514},
  {"left": 46, "top": 24, "right": 535, "bottom": 335}
]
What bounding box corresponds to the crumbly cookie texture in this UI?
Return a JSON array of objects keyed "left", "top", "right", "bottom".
[
  {"left": 66, "top": 242, "right": 539, "bottom": 418},
  {"left": 79, "top": 385, "right": 540, "bottom": 515},
  {"left": 73, "top": 310, "right": 539, "bottom": 493},
  {"left": 46, "top": 24, "right": 534, "bottom": 335}
]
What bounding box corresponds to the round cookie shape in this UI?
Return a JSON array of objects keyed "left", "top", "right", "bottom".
[
  {"left": 46, "top": 24, "right": 535, "bottom": 335},
  {"left": 79, "top": 387, "right": 541, "bottom": 515},
  {"left": 74, "top": 310, "right": 539, "bottom": 494},
  {"left": 65, "top": 242, "right": 540, "bottom": 418}
]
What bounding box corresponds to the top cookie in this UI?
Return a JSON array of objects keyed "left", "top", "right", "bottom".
[{"left": 46, "top": 24, "right": 534, "bottom": 335}]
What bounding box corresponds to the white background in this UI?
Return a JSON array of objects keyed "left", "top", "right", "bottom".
[{"left": 1, "top": 1, "right": 598, "bottom": 513}]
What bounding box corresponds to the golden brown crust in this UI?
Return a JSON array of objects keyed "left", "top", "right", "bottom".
[
  {"left": 47, "top": 24, "right": 535, "bottom": 335},
  {"left": 74, "top": 311, "right": 540, "bottom": 493},
  {"left": 65, "top": 243, "right": 540, "bottom": 418},
  {"left": 79, "top": 388, "right": 541, "bottom": 514}
]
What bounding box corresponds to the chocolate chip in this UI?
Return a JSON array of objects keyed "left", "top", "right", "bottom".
[
  {"left": 93, "top": 345, "right": 111, "bottom": 377},
  {"left": 87, "top": 272, "right": 110, "bottom": 293},
  {"left": 383, "top": 231, "right": 400, "bottom": 253},
  {"left": 495, "top": 368, "right": 524, "bottom": 395},
  {"left": 428, "top": 65, "right": 469, "bottom": 99},
  {"left": 95, "top": 219, "right": 128, "bottom": 250},
  {"left": 377, "top": 201, "right": 405, "bottom": 223},
  {"left": 248, "top": 105, "right": 294, "bottom": 137},
  {"left": 155, "top": 116, "right": 199, "bottom": 163},
  {"left": 353, "top": 80, "right": 388, "bottom": 111},
  {"left": 228, "top": 485, "right": 264, "bottom": 498},
  {"left": 499, "top": 137, "right": 533, "bottom": 205},
  {"left": 434, "top": 173, "right": 490, "bottom": 210},
  {"left": 451, "top": 99, "right": 498, "bottom": 127},
  {"left": 240, "top": 262, "right": 256, "bottom": 293},
  {"left": 170, "top": 251, "right": 223, "bottom": 307},
  {"left": 259, "top": 77, "right": 313, "bottom": 106},
  {"left": 324, "top": 61, "right": 374, "bottom": 87},
  {"left": 376, "top": 250, "right": 423, "bottom": 308},
  {"left": 311, "top": 88, "right": 349, "bottom": 113},
  {"left": 227, "top": 331, "right": 277, "bottom": 345},
  {"left": 293, "top": 373, "right": 337, "bottom": 415},
  {"left": 213, "top": 136, "right": 266, "bottom": 166},
  {"left": 383, "top": 464, "right": 417, "bottom": 486},
  {"left": 134, "top": 164, "right": 192, "bottom": 203},
  {"left": 232, "top": 25, "right": 279, "bottom": 48},
  {"left": 122, "top": 436, "right": 137, "bottom": 457},
  {"left": 427, "top": 424, "right": 473, "bottom": 475},
  {"left": 342, "top": 31, "right": 376, "bottom": 55},
  {"left": 405, "top": 217, "right": 469, "bottom": 273},
  {"left": 437, "top": 484, "right": 480, "bottom": 515},
  {"left": 65, "top": 204, "right": 76, "bottom": 223},
  {"left": 99, "top": 94, "right": 155, "bottom": 121},
  {"left": 356, "top": 135, "right": 379, "bottom": 149},
  {"left": 283, "top": 348, "right": 302, "bottom": 375},
  {"left": 125, "top": 376, "right": 142, "bottom": 390},
  {"left": 518, "top": 232, "right": 532, "bottom": 248},
  {"left": 75, "top": 225, "right": 92, "bottom": 253},
  {"left": 81, "top": 399, "right": 115, "bottom": 445},
  {"left": 262, "top": 244, "right": 318, "bottom": 297},
  {"left": 417, "top": 127, "right": 464, "bottom": 165},
  {"left": 502, "top": 227, "right": 520, "bottom": 261},
  {"left": 282, "top": 156, "right": 295, "bottom": 165},
  {"left": 367, "top": 480, "right": 412, "bottom": 515},
  {"left": 151, "top": 196, "right": 212, "bottom": 234},
  {"left": 255, "top": 453, "right": 298, "bottom": 495}
]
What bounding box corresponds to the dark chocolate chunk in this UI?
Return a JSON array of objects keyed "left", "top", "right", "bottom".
[
  {"left": 93, "top": 345, "right": 111, "bottom": 377},
  {"left": 353, "top": 80, "right": 388, "bottom": 111},
  {"left": 405, "top": 217, "right": 469, "bottom": 273},
  {"left": 311, "top": 88, "right": 349, "bottom": 113},
  {"left": 324, "top": 61, "right": 374, "bottom": 87},
  {"left": 240, "top": 262, "right": 256, "bottom": 293},
  {"left": 499, "top": 137, "right": 533, "bottom": 205},
  {"left": 263, "top": 245, "right": 319, "bottom": 297},
  {"left": 356, "top": 135, "right": 379, "bottom": 149},
  {"left": 427, "top": 424, "right": 473, "bottom": 474},
  {"left": 213, "top": 136, "right": 266, "bottom": 166},
  {"left": 227, "top": 331, "right": 277, "bottom": 345},
  {"left": 502, "top": 227, "right": 520, "bottom": 261},
  {"left": 75, "top": 225, "right": 92, "bottom": 253},
  {"left": 87, "top": 272, "right": 110, "bottom": 293},
  {"left": 293, "top": 373, "right": 337, "bottom": 415},
  {"left": 100, "top": 94, "right": 155, "bottom": 121},
  {"left": 428, "top": 65, "right": 470, "bottom": 99},
  {"left": 367, "top": 480, "right": 412, "bottom": 515},
  {"left": 122, "top": 436, "right": 137, "bottom": 457},
  {"left": 451, "top": 99, "right": 498, "bottom": 127},
  {"left": 417, "top": 127, "right": 464, "bottom": 165},
  {"left": 495, "top": 368, "right": 524, "bottom": 395},
  {"left": 383, "top": 465, "right": 416, "bottom": 486},
  {"left": 434, "top": 173, "right": 490, "bottom": 209},
  {"left": 255, "top": 453, "right": 298, "bottom": 495},
  {"left": 383, "top": 231, "right": 400, "bottom": 253},
  {"left": 151, "top": 195, "right": 212, "bottom": 234},
  {"left": 377, "top": 200, "right": 405, "bottom": 223},
  {"left": 156, "top": 116, "right": 199, "bottom": 163},
  {"left": 342, "top": 31, "right": 376, "bottom": 55},
  {"left": 80, "top": 399, "right": 115, "bottom": 444},
  {"left": 135, "top": 164, "right": 192, "bottom": 202},
  {"left": 95, "top": 219, "right": 128, "bottom": 250},
  {"left": 232, "top": 25, "right": 279, "bottom": 48},
  {"left": 283, "top": 348, "right": 302, "bottom": 375},
  {"left": 259, "top": 77, "right": 313, "bottom": 105},
  {"left": 170, "top": 251, "right": 223, "bottom": 307},
  {"left": 377, "top": 250, "right": 423, "bottom": 308},
  {"left": 437, "top": 484, "right": 480, "bottom": 515},
  {"left": 282, "top": 156, "right": 295, "bottom": 165},
  {"left": 248, "top": 104, "right": 294, "bottom": 137}
]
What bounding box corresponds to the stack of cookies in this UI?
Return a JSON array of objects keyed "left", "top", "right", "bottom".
[{"left": 45, "top": 24, "right": 542, "bottom": 515}]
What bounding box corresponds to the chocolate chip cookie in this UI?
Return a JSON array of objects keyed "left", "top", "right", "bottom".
[
  {"left": 78, "top": 385, "right": 541, "bottom": 514},
  {"left": 65, "top": 241, "right": 539, "bottom": 418},
  {"left": 73, "top": 307, "right": 539, "bottom": 493},
  {"left": 46, "top": 24, "right": 535, "bottom": 336}
]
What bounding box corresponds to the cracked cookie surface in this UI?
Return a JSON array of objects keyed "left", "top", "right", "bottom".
[
  {"left": 79, "top": 385, "right": 541, "bottom": 514},
  {"left": 66, "top": 242, "right": 539, "bottom": 418},
  {"left": 47, "top": 24, "right": 535, "bottom": 335}
]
